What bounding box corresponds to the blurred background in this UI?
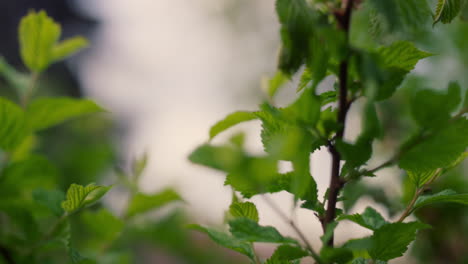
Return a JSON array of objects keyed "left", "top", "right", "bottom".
[{"left": 0, "top": 0, "right": 467, "bottom": 263}]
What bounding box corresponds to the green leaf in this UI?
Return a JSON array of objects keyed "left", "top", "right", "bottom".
[
  {"left": 19, "top": 10, "right": 88, "bottom": 72},
  {"left": 0, "top": 56, "right": 30, "bottom": 93},
  {"left": 377, "top": 41, "right": 432, "bottom": 72},
  {"left": 406, "top": 170, "right": 437, "bottom": 187},
  {"left": 209, "top": 111, "right": 258, "bottom": 140},
  {"left": 338, "top": 207, "right": 387, "bottom": 231},
  {"left": 367, "top": 0, "right": 432, "bottom": 36},
  {"left": 229, "top": 217, "right": 296, "bottom": 243},
  {"left": 412, "top": 189, "right": 468, "bottom": 212},
  {"left": 229, "top": 202, "right": 259, "bottom": 222},
  {"left": 434, "top": 0, "right": 463, "bottom": 25},
  {"left": 61, "top": 183, "right": 112, "bottom": 213},
  {"left": 283, "top": 88, "right": 321, "bottom": 126},
  {"left": 189, "top": 143, "right": 245, "bottom": 172},
  {"left": 399, "top": 118, "right": 468, "bottom": 172},
  {"left": 320, "top": 247, "right": 353, "bottom": 264},
  {"left": 361, "top": 42, "right": 432, "bottom": 101},
  {"left": 26, "top": 97, "right": 104, "bottom": 131},
  {"left": 0, "top": 98, "right": 29, "bottom": 151},
  {"left": 410, "top": 85, "right": 461, "bottom": 128},
  {"left": 126, "top": 188, "right": 182, "bottom": 218},
  {"left": 80, "top": 208, "right": 124, "bottom": 243},
  {"left": 276, "top": 0, "right": 317, "bottom": 75},
  {"left": 51, "top": 36, "right": 89, "bottom": 62},
  {"left": 33, "top": 188, "right": 65, "bottom": 216},
  {"left": 368, "top": 222, "right": 430, "bottom": 261},
  {"left": 270, "top": 245, "right": 308, "bottom": 261},
  {"left": 188, "top": 224, "right": 255, "bottom": 260},
  {"left": 265, "top": 71, "right": 289, "bottom": 98}
]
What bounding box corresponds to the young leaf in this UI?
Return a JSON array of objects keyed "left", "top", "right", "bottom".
[
  {"left": 412, "top": 189, "right": 468, "bottom": 212},
  {"left": 377, "top": 41, "right": 432, "bottom": 72},
  {"left": 399, "top": 118, "right": 468, "bottom": 172},
  {"left": 434, "top": 0, "right": 463, "bottom": 25},
  {"left": 126, "top": 188, "right": 182, "bottom": 218},
  {"left": 19, "top": 10, "right": 88, "bottom": 72},
  {"left": 406, "top": 170, "right": 437, "bottom": 188},
  {"left": 26, "top": 97, "right": 104, "bottom": 131},
  {"left": 188, "top": 224, "right": 255, "bottom": 260},
  {"left": 338, "top": 207, "right": 387, "bottom": 231},
  {"left": 61, "top": 183, "right": 112, "bottom": 213},
  {"left": 51, "top": 36, "right": 89, "bottom": 62},
  {"left": 368, "top": 222, "right": 430, "bottom": 261},
  {"left": 0, "top": 98, "right": 29, "bottom": 151},
  {"left": 229, "top": 202, "right": 259, "bottom": 222},
  {"left": 209, "top": 111, "right": 258, "bottom": 140},
  {"left": 229, "top": 217, "right": 296, "bottom": 243}
]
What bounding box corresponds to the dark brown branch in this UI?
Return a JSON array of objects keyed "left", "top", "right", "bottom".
[
  {"left": 0, "top": 244, "right": 15, "bottom": 264},
  {"left": 323, "top": 0, "right": 355, "bottom": 247}
]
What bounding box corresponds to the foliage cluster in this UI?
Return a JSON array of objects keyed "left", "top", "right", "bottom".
[{"left": 189, "top": 0, "right": 468, "bottom": 263}]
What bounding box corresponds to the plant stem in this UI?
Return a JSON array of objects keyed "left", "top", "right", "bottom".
[
  {"left": 20, "top": 72, "right": 39, "bottom": 107},
  {"left": 323, "top": 0, "right": 355, "bottom": 247},
  {"left": 397, "top": 169, "right": 442, "bottom": 222},
  {"left": 261, "top": 196, "right": 322, "bottom": 264}
]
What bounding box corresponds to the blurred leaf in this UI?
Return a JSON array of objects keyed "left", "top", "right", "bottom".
[
  {"left": 229, "top": 202, "right": 259, "bottom": 222},
  {"left": 338, "top": 207, "right": 387, "bottom": 231},
  {"left": 434, "top": 0, "right": 463, "bottom": 25},
  {"left": 19, "top": 10, "right": 88, "bottom": 72},
  {"left": 0, "top": 97, "right": 29, "bottom": 151},
  {"left": 229, "top": 218, "right": 296, "bottom": 243},
  {"left": 0, "top": 56, "right": 30, "bottom": 93},
  {"left": 283, "top": 88, "right": 321, "bottom": 126},
  {"left": 80, "top": 208, "right": 123, "bottom": 243},
  {"left": 368, "top": 222, "right": 430, "bottom": 261},
  {"left": 410, "top": 84, "right": 461, "bottom": 128},
  {"left": 367, "top": 0, "right": 431, "bottom": 37},
  {"left": 276, "top": 0, "right": 317, "bottom": 75},
  {"left": 126, "top": 188, "right": 182, "bottom": 218},
  {"left": 69, "top": 247, "right": 96, "bottom": 264},
  {"left": 51, "top": 37, "right": 89, "bottom": 62},
  {"left": 26, "top": 97, "right": 104, "bottom": 131},
  {"left": 320, "top": 247, "right": 353, "bottom": 264},
  {"left": 412, "top": 189, "right": 468, "bottom": 212},
  {"left": 61, "top": 183, "right": 112, "bottom": 213},
  {"left": 188, "top": 224, "right": 255, "bottom": 261},
  {"left": 33, "top": 188, "right": 65, "bottom": 216},
  {"left": 189, "top": 144, "right": 245, "bottom": 172},
  {"left": 270, "top": 245, "right": 308, "bottom": 261},
  {"left": 399, "top": 118, "right": 468, "bottom": 172},
  {"left": 265, "top": 71, "right": 289, "bottom": 98},
  {"left": 209, "top": 111, "right": 258, "bottom": 140},
  {"left": 131, "top": 152, "right": 148, "bottom": 181}
]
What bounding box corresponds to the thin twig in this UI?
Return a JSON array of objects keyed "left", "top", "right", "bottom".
[
  {"left": 261, "top": 195, "right": 322, "bottom": 264},
  {"left": 396, "top": 168, "right": 442, "bottom": 222},
  {"left": 323, "top": 0, "right": 355, "bottom": 247}
]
